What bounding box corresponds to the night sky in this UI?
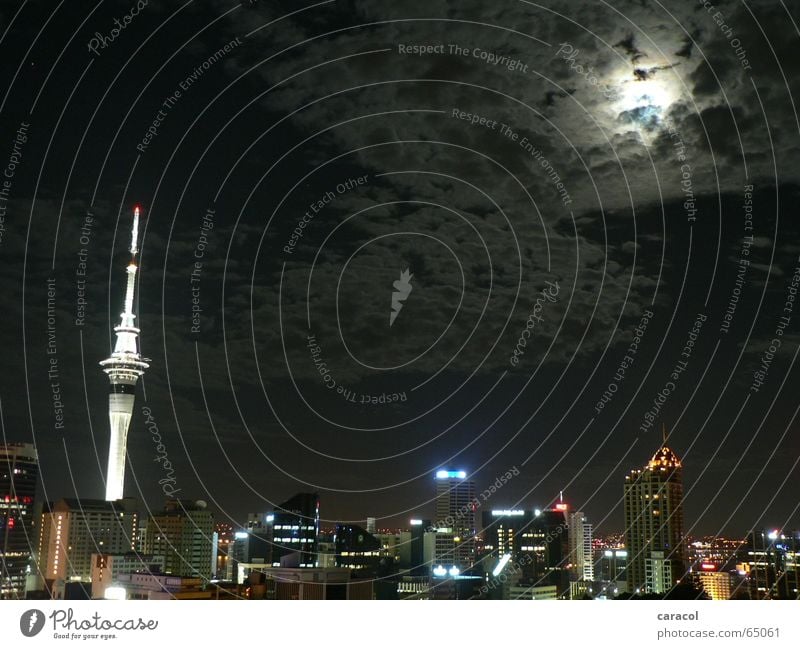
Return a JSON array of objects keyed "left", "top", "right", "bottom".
[{"left": 1, "top": 0, "right": 799, "bottom": 537}]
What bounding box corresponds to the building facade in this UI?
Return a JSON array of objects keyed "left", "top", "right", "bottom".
[
  {"left": 481, "top": 508, "right": 569, "bottom": 598},
  {"left": 596, "top": 548, "right": 628, "bottom": 597},
  {"left": 744, "top": 529, "right": 800, "bottom": 600},
  {"left": 334, "top": 523, "right": 383, "bottom": 575},
  {"left": 433, "top": 470, "right": 476, "bottom": 571},
  {"left": 0, "top": 442, "right": 38, "bottom": 599},
  {"left": 90, "top": 552, "right": 165, "bottom": 599},
  {"left": 270, "top": 493, "right": 319, "bottom": 568},
  {"left": 409, "top": 518, "right": 433, "bottom": 576},
  {"left": 143, "top": 500, "right": 214, "bottom": 580},
  {"left": 696, "top": 564, "right": 732, "bottom": 600},
  {"left": 37, "top": 498, "right": 139, "bottom": 595},
  {"left": 623, "top": 444, "right": 685, "bottom": 594},
  {"left": 567, "top": 510, "right": 594, "bottom": 581}
]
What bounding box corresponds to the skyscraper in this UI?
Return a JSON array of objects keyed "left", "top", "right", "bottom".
[
  {"left": 481, "top": 508, "right": 570, "bottom": 598},
  {"left": 0, "top": 442, "right": 38, "bottom": 599},
  {"left": 623, "top": 438, "right": 685, "bottom": 594},
  {"left": 567, "top": 509, "right": 594, "bottom": 581},
  {"left": 433, "top": 469, "right": 476, "bottom": 571},
  {"left": 37, "top": 498, "right": 139, "bottom": 596},
  {"left": 100, "top": 206, "right": 149, "bottom": 501},
  {"left": 270, "top": 493, "right": 319, "bottom": 568}
]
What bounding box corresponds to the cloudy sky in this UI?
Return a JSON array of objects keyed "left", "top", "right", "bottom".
[{"left": 1, "top": 0, "right": 799, "bottom": 537}]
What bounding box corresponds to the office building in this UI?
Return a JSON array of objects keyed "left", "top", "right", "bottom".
[
  {"left": 624, "top": 439, "right": 685, "bottom": 594},
  {"left": 434, "top": 470, "right": 476, "bottom": 571},
  {"left": 374, "top": 529, "right": 412, "bottom": 567},
  {"left": 482, "top": 508, "right": 528, "bottom": 557},
  {"left": 38, "top": 498, "right": 139, "bottom": 596},
  {"left": 482, "top": 507, "right": 569, "bottom": 598},
  {"left": 214, "top": 522, "right": 234, "bottom": 580},
  {"left": 334, "top": 523, "right": 384, "bottom": 576},
  {"left": 143, "top": 500, "right": 214, "bottom": 580},
  {"left": 596, "top": 548, "right": 628, "bottom": 596},
  {"left": 567, "top": 509, "right": 594, "bottom": 581},
  {"left": 696, "top": 562, "right": 732, "bottom": 600},
  {"left": 317, "top": 541, "right": 336, "bottom": 568},
  {"left": 520, "top": 508, "right": 569, "bottom": 595},
  {"left": 409, "top": 518, "right": 434, "bottom": 576},
  {"left": 0, "top": 442, "right": 38, "bottom": 599},
  {"left": 744, "top": 529, "right": 800, "bottom": 600},
  {"left": 229, "top": 514, "right": 273, "bottom": 577},
  {"left": 271, "top": 493, "right": 319, "bottom": 568}
]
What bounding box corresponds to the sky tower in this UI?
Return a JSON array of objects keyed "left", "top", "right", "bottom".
[{"left": 99, "top": 206, "right": 149, "bottom": 501}]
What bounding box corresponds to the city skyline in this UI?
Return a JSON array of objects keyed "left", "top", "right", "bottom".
[{"left": 3, "top": 436, "right": 799, "bottom": 600}]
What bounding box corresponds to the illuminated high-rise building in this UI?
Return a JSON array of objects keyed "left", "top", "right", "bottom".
[
  {"left": 567, "top": 509, "right": 594, "bottom": 581},
  {"left": 0, "top": 442, "right": 38, "bottom": 599},
  {"left": 481, "top": 507, "right": 570, "bottom": 598},
  {"left": 623, "top": 434, "right": 685, "bottom": 594},
  {"left": 37, "top": 498, "right": 139, "bottom": 596},
  {"left": 100, "top": 206, "right": 149, "bottom": 501},
  {"left": 433, "top": 470, "right": 476, "bottom": 572}
]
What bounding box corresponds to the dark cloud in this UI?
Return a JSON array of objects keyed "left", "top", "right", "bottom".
[{"left": 614, "top": 34, "right": 648, "bottom": 63}]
